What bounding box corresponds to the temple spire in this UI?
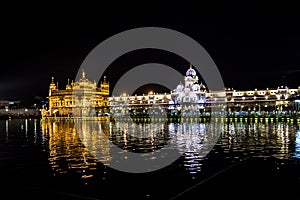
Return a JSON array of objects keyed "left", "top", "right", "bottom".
[
  {"left": 82, "top": 69, "right": 86, "bottom": 78},
  {"left": 190, "top": 64, "right": 192, "bottom": 69},
  {"left": 49, "top": 76, "right": 56, "bottom": 90}
]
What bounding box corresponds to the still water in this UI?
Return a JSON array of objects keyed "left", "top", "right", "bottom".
[{"left": 0, "top": 118, "right": 300, "bottom": 199}]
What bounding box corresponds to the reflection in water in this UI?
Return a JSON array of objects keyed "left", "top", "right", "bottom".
[
  {"left": 5, "top": 119, "right": 9, "bottom": 143},
  {"left": 25, "top": 119, "right": 28, "bottom": 136},
  {"left": 41, "top": 120, "right": 109, "bottom": 179},
  {"left": 294, "top": 130, "right": 300, "bottom": 159},
  {"left": 1, "top": 118, "right": 299, "bottom": 198},
  {"left": 5, "top": 120, "right": 8, "bottom": 134},
  {"left": 39, "top": 120, "right": 300, "bottom": 178},
  {"left": 34, "top": 119, "right": 37, "bottom": 144}
]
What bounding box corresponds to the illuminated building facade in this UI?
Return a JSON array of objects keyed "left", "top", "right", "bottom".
[
  {"left": 44, "top": 66, "right": 299, "bottom": 118},
  {"left": 109, "top": 65, "right": 300, "bottom": 117},
  {"left": 223, "top": 86, "right": 299, "bottom": 116},
  {"left": 44, "top": 70, "right": 109, "bottom": 117},
  {"left": 109, "top": 65, "right": 212, "bottom": 116}
]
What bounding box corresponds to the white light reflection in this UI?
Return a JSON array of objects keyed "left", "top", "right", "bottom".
[
  {"left": 294, "top": 130, "right": 300, "bottom": 159},
  {"left": 5, "top": 119, "right": 8, "bottom": 142},
  {"left": 25, "top": 119, "right": 28, "bottom": 137},
  {"left": 34, "top": 119, "right": 37, "bottom": 143},
  {"left": 5, "top": 119, "right": 8, "bottom": 134},
  {"left": 169, "top": 123, "right": 211, "bottom": 174}
]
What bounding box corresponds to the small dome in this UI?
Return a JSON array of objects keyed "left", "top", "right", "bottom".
[
  {"left": 192, "top": 84, "right": 200, "bottom": 91},
  {"left": 176, "top": 82, "right": 184, "bottom": 91}
]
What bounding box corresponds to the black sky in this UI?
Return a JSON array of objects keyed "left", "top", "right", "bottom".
[{"left": 0, "top": 4, "right": 300, "bottom": 103}]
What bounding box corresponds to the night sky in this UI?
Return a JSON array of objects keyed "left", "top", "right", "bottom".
[{"left": 0, "top": 4, "right": 300, "bottom": 104}]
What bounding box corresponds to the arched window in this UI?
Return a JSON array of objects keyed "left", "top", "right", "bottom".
[{"left": 183, "top": 96, "right": 190, "bottom": 102}]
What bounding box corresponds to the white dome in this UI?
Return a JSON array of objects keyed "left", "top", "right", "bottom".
[
  {"left": 176, "top": 83, "right": 184, "bottom": 91},
  {"left": 186, "top": 68, "right": 196, "bottom": 76},
  {"left": 192, "top": 84, "right": 200, "bottom": 91}
]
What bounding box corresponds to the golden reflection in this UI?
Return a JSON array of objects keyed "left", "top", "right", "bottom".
[
  {"left": 41, "top": 119, "right": 112, "bottom": 179},
  {"left": 76, "top": 121, "right": 112, "bottom": 163}
]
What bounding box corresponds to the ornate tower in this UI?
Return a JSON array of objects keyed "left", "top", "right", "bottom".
[
  {"left": 49, "top": 77, "right": 56, "bottom": 96},
  {"left": 184, "top": 64, "right": 199, "bottom": 88}
]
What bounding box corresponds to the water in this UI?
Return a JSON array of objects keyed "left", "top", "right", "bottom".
[{"left": 0, "top": 119, "right": 300, "bottom": 199}]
